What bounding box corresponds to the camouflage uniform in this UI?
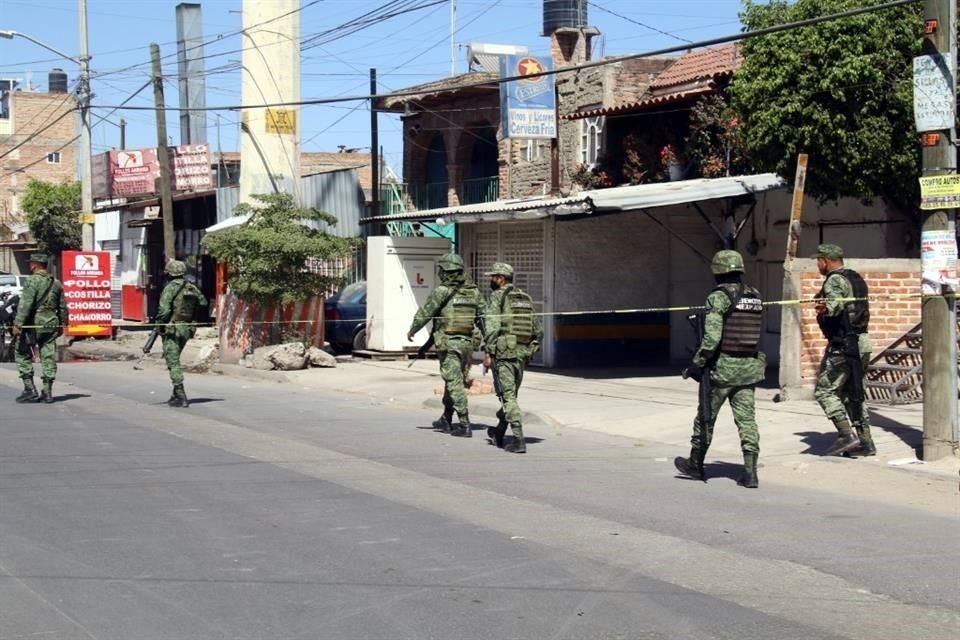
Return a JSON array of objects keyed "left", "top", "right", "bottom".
[
  {"left": 408, "top": 254, "right": 482, "bottom": 437},
  {"left": 677, "top": 250, "right": 766, "bottom": 488},
  {"left": 14, "top": 253, "right": 68, "bottom": 404},
  {"left": 812, "top": 244, "right": 873, "bottom": 456},
  {"left": 154, "top": 260, "right": 207, "bottom": 407},
  {"left": 482, "top": 263, "right": 543, "bottom": 453}
]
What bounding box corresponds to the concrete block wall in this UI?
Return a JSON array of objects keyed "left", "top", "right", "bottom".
[
  {"left": 797, "top": 263, "right": 921, "bottom": 382},
  {"left": 0, "top": 91, "right": 77, "bottom": 227}
]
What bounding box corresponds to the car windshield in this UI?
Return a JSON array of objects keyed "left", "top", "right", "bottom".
[
  {"left": 338, "top": 281, "right": 366, "bottom": 304},
  {"left": 0, "top": 276, "right": 16, "bottom": 287}
]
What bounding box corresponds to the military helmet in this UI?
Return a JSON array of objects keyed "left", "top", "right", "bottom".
[
  {"left": 165, "top": 259, "right": 187, "bottom": 277},
  {"left": 710, "top": 250, "right": 745, "bottom": 275},
  {"left": 437, "top": 253, "right": 464, "bottom": 272},
  {"left": 484, "top": 262, "right": 514, "bottom": 278},
  {"left": 29, "top": 252, "right": 50, "bottom": 265}
]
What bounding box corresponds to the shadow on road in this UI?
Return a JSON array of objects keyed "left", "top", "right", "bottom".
[
  {"left": 869, "top": 412, "right": 922, "bottom": 454},
  {"left": 53, "top": 393, "right": 92, "bottom": 403}
]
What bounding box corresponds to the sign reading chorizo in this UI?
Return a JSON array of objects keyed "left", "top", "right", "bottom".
[{"left": 61, "top": 251, "right": 113, "bottom": 337}]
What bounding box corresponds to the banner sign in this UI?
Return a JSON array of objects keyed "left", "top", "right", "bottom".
[
  {"left": 920, "top": 228, "right": 959, "bottom": 295},
  {"left": 499, "top": 55, "right": 556, "bottom": 139},
  {"left": 62, "top": 251, "right": 113, "bottom": 337},
  {"left": 111, "top": 148, "right": 160, "bottom": 197},
  {"left": 92, "top": 145, "right": 212, "bottom": 198},
  {"left": 914, "top": 54, "right": 956, "bottom": 132},
  {"left": 919, "top": 174, "right": 960, "bottom": 210},
  {"left": 170, "top": 144, "right": 213, "bottom": 191}
]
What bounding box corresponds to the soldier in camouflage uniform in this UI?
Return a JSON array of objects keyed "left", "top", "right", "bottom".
[
  {"left": 675, "top": 250, "right": 766, "bottom": 488},
  {"left": 155, "top": 260, "right": 207, "bottom": 408},
  {"left": 482, "top": 263, "right": 543, "bottom": 454},
  {"left": 812, "top": 244, "right": 874, "bottom": 457},
  {"left": 407, "top": 253, "right": 482, "bottom": 437},
  {"left": 12, "top": 252, "right": 68, "bottom": 403}
]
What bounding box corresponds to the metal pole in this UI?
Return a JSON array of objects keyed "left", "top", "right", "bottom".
[
  {"left": 920, "top": 0, "right": 959, "bottom": 460},
  {"left": 78, "top": 0, "right": 94, "bottom": 251},
  {"left": 119, "top": 118, "right": 126, "bottom": 150},
  {"left": 370, "top": 68, "right": 379, "bottom": 218},
  {"left": 450, "top": 0, "right": 457, "bottom": 76},
  {"left": 151, "top": 43, "right": 176, "bottom": 262}
]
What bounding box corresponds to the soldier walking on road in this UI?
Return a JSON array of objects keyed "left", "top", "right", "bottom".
[
  {"left": 675, "top": 250, "right": 766, "bottom": 488},
  {"left": 482, "top": 263, "right": 543, "bottom": 454},
  {"left": 407, "top": 254, "right": 482, "bottom": 437},
  {"left": 812, "top": 244, "right": 874, "bottom": 457},
  {"left": 12, "top": 252, "right": 68, "bottom": 404},
  {"left": 155, "top": 260, "right": 207, "bottom": 408}
]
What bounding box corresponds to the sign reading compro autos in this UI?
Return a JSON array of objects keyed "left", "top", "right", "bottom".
[
  {"left": 61, "top": 251, "right": 113, "bottom": 337},
  {"left": 499, "top": 55, "right": 556, "bottom": 139}
]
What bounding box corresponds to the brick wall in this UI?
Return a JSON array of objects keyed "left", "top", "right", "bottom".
[
  {"left": 0, "top": 91, "right": 77, "bottom": 230},
  {"left": 797, "top": 267, "right": 921, "bottom": 382}
]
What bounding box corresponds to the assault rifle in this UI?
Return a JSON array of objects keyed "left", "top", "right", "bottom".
[
  {"left": 133, "top": 323, "right": 162, "bottom": 370},
  {"left": 408, "top": 333, "right": 435, "bottom": 368},
  {"left": 684, "top": 312, "right": 712, "bottom": 436}
]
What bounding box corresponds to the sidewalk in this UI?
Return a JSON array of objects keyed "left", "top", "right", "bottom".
[{"left": 284, "top": 359, "right": 960, "bottom": 480}]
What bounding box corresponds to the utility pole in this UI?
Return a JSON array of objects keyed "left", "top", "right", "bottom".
[
  {"left": 370, "top": 68, "right": 379, "bottom": 218},
  {"left": 920, "top": 0, "right": 959, "bottom": 460},
  {"left": 119, "top": 118, "right": 126, "bottom": 150},
  {"left": 450, "top": 0, "right": 457, "bottom": 76},
  {"left": 78, "top": 0, "right": 94, "bottom": 251},
  {"left": 151, "top": 43, "right": 176, "bottom": 262}
]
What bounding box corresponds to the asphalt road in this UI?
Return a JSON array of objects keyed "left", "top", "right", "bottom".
[{"left": 0, "top": 362, "right": 957, "bottom": 640}]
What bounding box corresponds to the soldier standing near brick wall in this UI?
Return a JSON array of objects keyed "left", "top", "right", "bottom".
[{"left": 812, "top": 244, "right": 875, "bottom": 457}]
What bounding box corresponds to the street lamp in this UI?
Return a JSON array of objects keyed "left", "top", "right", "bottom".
[{"left": 0, "top": 2, "right": 95, "bottom": 252}]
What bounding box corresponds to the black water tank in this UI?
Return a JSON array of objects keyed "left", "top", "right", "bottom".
[
  {"left": 543, "top": 0, "right": 587, "bottom": 36},
  {"left": 48, "top": 68, "right": 68, "bottom": 94}
]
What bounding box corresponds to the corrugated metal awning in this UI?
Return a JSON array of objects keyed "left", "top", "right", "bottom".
[
  {"left": 361, "top": 174, "right": 786, "bottom": 225},
  {"left": 205, "top": 214, "right": 251, "bottom": 235}
]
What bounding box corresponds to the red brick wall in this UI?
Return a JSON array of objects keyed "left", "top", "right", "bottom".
[
  {"left": 798, "top": 270, "right": 921, "bottom": 381},
  {"left": 0, "top": 91, "right": 78, "bottom": 229}
]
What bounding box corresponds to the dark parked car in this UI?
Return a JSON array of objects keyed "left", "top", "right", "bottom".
[{"left": 325, "top": 281, "right": 367, "bottom": 353}]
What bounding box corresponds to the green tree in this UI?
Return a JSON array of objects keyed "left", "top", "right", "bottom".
[
  {"left": 731, "top": 0, "right": 923, "bottom": 215},
  {"left": 19, "top": 179, "right": 82, "bottom": 256},
  {"left": 202, "top": 192, "right": 360, "bottom": 306}
]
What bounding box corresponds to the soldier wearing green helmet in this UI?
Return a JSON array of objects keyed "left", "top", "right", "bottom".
[
  {"left": 407, "top": 252, "right": 483, "bottom": 437},
  {"left": 154, "top": 259, "right": 207, "bottom": 407},
  {"left": 675, "top": 249, "right": 766, "bottom": 488},
  {"left": 12, "top": 252, "right": 68, "bottom": 403},
  {"left": 481, "top": 262, "right": 543, "bottom": 453}
]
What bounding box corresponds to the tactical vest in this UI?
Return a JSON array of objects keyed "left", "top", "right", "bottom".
[
  {"left": 817, "top": 269, "right": 870, "bottom": 340},
  {"left": 171, "top": 281, "right": 200, "bottom": 323},
  {"left": 443, "top": 284, "right": 480, "bottom": 336},
  {"left": 501, "top": 286, "right": 535, "bottom": 346},
  {"left": 716, "top": 283, "right": 762, "bottom": 356}
]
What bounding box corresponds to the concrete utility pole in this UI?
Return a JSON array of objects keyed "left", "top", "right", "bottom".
[
  {"left": 370, "top": 68, "right": 379, "bottom": 218},
  {"left": 450, "top": 0, "right": 457, "bottom": 76},
  {"left": 920, "top": 0, "right": 959, "bottom": 460},
  {"left": 151, "top": 44, "right": 176, "bottom": 262},
  {"left": 78, "top": 0, "right": 95, "bottom": 251}
]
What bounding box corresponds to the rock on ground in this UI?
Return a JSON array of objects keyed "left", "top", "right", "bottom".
[
  {"left": 183, "top": 341, "right": 219, "bottom": 373},
  {"left": 306, "top": 346, "right": 337, "bottom": 368},
  {"left": 251, "top": 343, "right": 307, "bottom": 371}
]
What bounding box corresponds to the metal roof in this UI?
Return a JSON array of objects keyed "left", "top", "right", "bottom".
[{"left": 361, "top": 174, "right": 786, "bottom": 225}]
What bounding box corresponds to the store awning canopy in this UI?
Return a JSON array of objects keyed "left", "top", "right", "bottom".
[
  {"left": 360, "top": 173, "right": 786, "bottom": 225},
  {"left": 205, "top": 213, "right": 251, "bottom": 235}
]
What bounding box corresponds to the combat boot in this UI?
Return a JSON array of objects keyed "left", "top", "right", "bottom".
[
  {"left": 674, "top": 448, "right": 705, "bottom": 481},
  {"left": 167, "top": 387, "right": 181, "bottom": 407},
  {"left": 39, "top": 380, "right": 54, "bottom": 404},
  {"left": 452, "top": 416, "right": 473, "bottom": 438},
  {"left": 855, "top": 426, "right": 876, "bottom": 457},
  {"left": 174, "top": 384, "right": 189, "bottom": 408},
  {"left": 488, "top": 412, "right": 508, "bottom": 447},
  {"left": 432, "top": 414, "right": 453, "bottom": 433},
  {"left": 16, "top": 379, "right": 39, "bottom": 404},
  {"left": 737, "top": 452, "right": 759, "bottom": 489},
  {"left": 825, "top": 421, "right": 860, "bottom": 457},
  {"left": 504, "top": 425, "right": 526, "bottom": 453}
]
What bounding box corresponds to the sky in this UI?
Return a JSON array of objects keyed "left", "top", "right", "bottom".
[{"left": 0, "top": 0, "right": 747, "bottom": 177}]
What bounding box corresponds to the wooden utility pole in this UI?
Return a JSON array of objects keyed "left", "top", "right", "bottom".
[
  {"left": 151, "top": 43, "right": 176, "bottom": 262},
  {"left": 778, "top": 153, "right": 809, "bottom": 397},
  {"left": 919, "top": 0, "right": 959, "bottom": 460}
]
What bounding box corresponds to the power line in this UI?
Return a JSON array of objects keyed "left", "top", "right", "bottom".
[
  {"left": 0, "top": 106, "right": 76, "bottom": 162},
  {"left": 91, "top": 0, "right": 921, "bottom": 113},
  {"left": 588, "top": 1, "right": 693, "bottom": 44}
]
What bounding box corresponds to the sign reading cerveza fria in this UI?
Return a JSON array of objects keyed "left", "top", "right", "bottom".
[{"left": 499, "top": 55, "right": 556, "bottom": 139}]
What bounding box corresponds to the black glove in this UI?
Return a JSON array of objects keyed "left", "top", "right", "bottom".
[{"left": 683, "top": 364, "right": 703, "bottom": 382}]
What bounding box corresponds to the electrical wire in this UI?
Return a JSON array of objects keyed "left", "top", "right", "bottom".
[
  {"left": 90, "top": 0, "right": 921, "bottom": 113},
  {"left": 588, "top": 1, "right": 693, "bottom": 44}
]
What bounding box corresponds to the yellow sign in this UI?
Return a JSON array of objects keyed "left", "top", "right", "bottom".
[
  {"left": 78, "top": 212, "right": 95, "bottom": 224},
  {"left": 70, "top": 324, "right": 108, "bottom": 335},
  {"left": 919, "top": 174, "right": 960, "bottom": 210},
  {"left": 265, "top": 108, "right": 296, "bottom": 135}
]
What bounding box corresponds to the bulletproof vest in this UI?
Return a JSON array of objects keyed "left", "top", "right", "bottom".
[
  {"left": 171, "top": 281, "right": 200, "bottom": 323},
  {"left": 817, "top": 269, "right": 870, "bottom": 340},
  {"left": 443, "top": 283, "right": 480, "bottom": 336},
  {"left": 501, "top": 286, "right": 535, "bottom": 346},
  {"left": 716, "top": 283, "right": 763, "bottom": 356}
]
